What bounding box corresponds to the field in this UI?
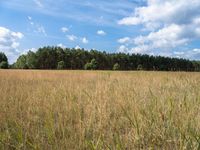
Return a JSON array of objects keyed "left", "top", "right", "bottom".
[{"left": 0, "top": 70, "right": 200, "bottom": 149}]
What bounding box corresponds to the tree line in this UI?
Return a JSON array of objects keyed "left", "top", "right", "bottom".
[{"left": 1, "top": 46, "right": 200, "bottom": 71}]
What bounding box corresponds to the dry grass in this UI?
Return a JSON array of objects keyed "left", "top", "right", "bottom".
[{"left": 0, "top": 70, "right": 200, "bottom": 149}]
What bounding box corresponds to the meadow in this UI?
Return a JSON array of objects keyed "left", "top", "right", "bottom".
[{"left": 0, "top": 70, "right": 200, "bottom": 149}]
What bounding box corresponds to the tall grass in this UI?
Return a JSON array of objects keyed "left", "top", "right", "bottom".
[{"left": 0, "top": 70, "right": 200, "bottom": 149}]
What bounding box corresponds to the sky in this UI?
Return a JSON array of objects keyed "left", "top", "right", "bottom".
[{"left": 0, "top": 0, "right": 200, "bottom": 63}]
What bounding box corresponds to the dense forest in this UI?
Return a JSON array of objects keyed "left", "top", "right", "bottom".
[{"left": 1, "top": 46, "right": 200, "bottom": 71}]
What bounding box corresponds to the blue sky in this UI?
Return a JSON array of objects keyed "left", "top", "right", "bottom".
[{"left": 0, "top": 0, "right": 200, "bottom": 63}]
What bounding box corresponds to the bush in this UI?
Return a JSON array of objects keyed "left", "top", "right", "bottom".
[
  {"left": 0, "top": 61, "right": 8, "bottom": 69},
  {"left": 113, "top": 63, "right": 120, "bottom": 70},
  {"left": 84, "top": 63, "right": 92, "bottom": 70},
  {"left": 84, "top": 59, "right": 98, "bottom": 70},
  {"left": 57, "top": 61, "right": 65, "bottom": 70},
  {"left": 137, "top": 64, "right": 143, "bottom": 70}
]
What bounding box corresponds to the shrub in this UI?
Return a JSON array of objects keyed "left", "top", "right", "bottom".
[
  {"left": 0, "top": 61, "right": 8, "bottom": 69},
  {"left": 57, "top": 61, "right": 65, "bottom": 70},
  {"left": 137, "top": 64, "right": 143, "bottom": 70},
  {"left": 113, "top": 63, "right": 120, "bottom": 70},
  {"left": 84, "top": 59, "right": 98, "bottom": 70},
  {"left": 84, "top": 63, "right": 92, "bottom": 70}
]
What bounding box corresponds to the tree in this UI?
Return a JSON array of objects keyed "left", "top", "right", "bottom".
[
  {"left": 36, "top": 47, "right": 57, "bottom": 69},
  {"left": 137, "top": 64, "right": 143, "bottom": 70},
  {"left": 84, "top": 62, "right": 92, "bottom": 70},
  {"left": 0, "top": 52, "right": 8, "bottom": 63},
  {"left": 0, "top": 52, "right": 8, "bottom": 69},
  {"left": 57, "top": 61, "right": 65, "bottom": 69},
  {"left": 90, "top": 59, "right": 98, "bottom": 70},
  {"left": 26, "top": 51, "right": 38, "bottom": 69},
  {"left": 113, "top": 63, "right": 120, "bottom": 70},
  {"left": 0, "top": 61, "right": 8, "bottom": 69},
  {"left": 84, "top": 59, "right": 98, "bottom": 70},
  {"left": 13, "top": 46, "right": 198, "bottom": 72},
  {"left": 15, "top": 55, "right": 28, "bottom": 69}
]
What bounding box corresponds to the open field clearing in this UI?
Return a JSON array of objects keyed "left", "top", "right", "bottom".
[{"left": 0, "top": 70, "right": 200, "bottom": 149}]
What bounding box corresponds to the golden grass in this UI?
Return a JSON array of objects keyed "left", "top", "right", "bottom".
[{"left": 0, "top": 70, "right": 200, "bottom": 149}]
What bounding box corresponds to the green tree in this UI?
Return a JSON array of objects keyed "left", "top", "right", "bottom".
[
  {"left": 84, "top": 62, "right": 92, "bottom": 70},
  {"left": 0, "top": 61, "right": 8, "bottom": 69},
  {"left": 26, "top": 51, "right": 38, "bottom": 69},
  {"left": 13, "top": 46, "right": 197, "bottom": 71},
  {"left": 36, "top": 47, "right": 57, "bottom": 69},
  {"left": 0, "top": 52, "right": 8, "bottom": 63},
  {"left": 15, "top": 55, "right": 28, "bottom": 69},
  {"left": 84, "top": 59, "right": 98, "bottom": 70},
  {"left": 90, "top": 59, "right": 98, "bottom": 70},
  {"left": 57, "top": 61, "right": 65, "bottom": 69},
  {"left": 113, "top": 63, "right": 120, "bottom": 70},
  {"left": 137, "top": 64, "right": 143, "bottom": 70}
]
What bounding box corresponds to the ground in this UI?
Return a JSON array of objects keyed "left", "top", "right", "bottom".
[{"left": 0, "top": 70, "right": 200, "bottom": 149}]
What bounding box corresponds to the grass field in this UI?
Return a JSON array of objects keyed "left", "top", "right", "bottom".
[{"left": 0, "top": 70, "right": 200, "bottom": 149}]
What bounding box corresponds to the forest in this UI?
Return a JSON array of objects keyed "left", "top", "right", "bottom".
[{"left": 1, "top": 46, "right": 200, "bottom": 71}]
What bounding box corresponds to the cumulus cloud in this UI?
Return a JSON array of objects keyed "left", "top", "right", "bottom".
[
  {"left": 174, "top": 49, "right": 200, "bottom": 60},
  {"left": 75, "top": 45, "right": 81, "bottom": 49},
  {"left": 61, "top": 27, "right": 69, "bottom": 33},
  {"left": 118, "top": 0, "right": 200, "bottom": 29},
  {"left": 117, "top": 45, "right": 129, "bottom": 53},
  {"left": 82, "top": 37, "right": 89, "bottom": 44},
  {"left": 57, "top": 43, "right": 66, "bottom": 49},
  {"left": 118, "top": 0, "right": 200, "bottom": 59},
  {"left": 118, "top": 17, "right": 141, "bottom": 26},
  {"left": 97, "top": 30, "right": 106, "bottom": 36},
  {"left": 0, "top": 26, "right": 24, "bottom": 63},
  {"left": 117, "top": 37, "right": 131, "bottom": 44}
]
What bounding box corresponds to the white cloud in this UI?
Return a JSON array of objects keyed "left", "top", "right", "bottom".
[
  {"left": 66, "top": 35, "right": 88, "bottom": 44},
  {"left": 22, "top": 48, "right": 37, "bottom": 55},
  {"left": 33, "top": 0, "right": 43, "bottom": 8},
  {"left": 67, "top": 35, "right": 77, "bottom": 41},
  {"left": 97, "top": 30, "right": 106, "bottom": 36},
  {"left": 61, "top": 27, "right": 69, "bottom": 33},
  {"left": 27, "top": 16, "right": 34, "bottom": 25},
  {"left": 11, "top": 42, "right": 20, "bottom": 49},
  {"left": 117, "top": 45, "right": 129, "bottom": 53},
  {"left": 173, "top": 49, "right": 200, "bottom": 60},
  {"left": 118, "top": 17, "right": 141, "bottom": 26},
  {"left": 57, "top": 43, "right": 66, "bottom": 49},
  {"left": 36, "top": 25, "right": 46, "bottom": 36},
  {"left": 0, "top": 26, "right": 24, "bottom": 63},
  {"left": 130, "top": 45, "right": 151, "bottom": 54},
  {"left": 28, "top": 16, "right": 32, "bottom": 20},
  {"left": 118, "top": 37, "right": 131, "bottom": 44},
  {"left": 27, "top": 16, "right": 46, "bottom": 36},
  {"left": 118, "top": 0, "right": 200, "bottom": 29},
  {"left": 75, "top": 45, "right": 81, "bottom": 49},
  {"left": 118, "top": 0, "right": 200, "bottom": 59},
  {"left": 185, "top": 49, "right": 200, "bottom": 60},
  {"left": 11, "top": 32, "right": 24, "bottom": 39},
  {"left": 133, "top": 24, "right": 189, "bottom": 51},
  {"left": 82, "top": 37, "right": 89, "bottom": 44}
]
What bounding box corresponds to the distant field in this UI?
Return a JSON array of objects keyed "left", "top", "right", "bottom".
[{"left": 0, "top": 70, "right": 200, "bottom": 149}]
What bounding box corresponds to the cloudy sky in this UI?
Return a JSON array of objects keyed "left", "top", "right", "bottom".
[{"left": 0, "top": 0, "right": 200, "bottom": 63}]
